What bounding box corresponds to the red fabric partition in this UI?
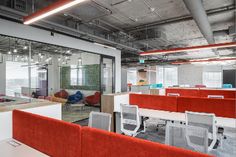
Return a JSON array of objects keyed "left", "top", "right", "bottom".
[
  {"left": 12, "top": 110, "right": 82, "bottom": 157},
  {"left": 130, "top": 94, "right": 178, "bottom": 112},
  {"left": 199, "top": 89, "right": 236, "bottom": 99},
  {"left": 13, "top": 110, "right": 214, "bottom": 157},
  {"left": 166, "top": 88, "right": 236, "bottom": 99},
  {"left": 166, "top": 88, "right": 200, "bottom": 97},
  {"left": 81, "top": 127, "right": 212, "bottom": 157},
  {"left": 177, "top": 97, "right": 236, "bottom": 118}
]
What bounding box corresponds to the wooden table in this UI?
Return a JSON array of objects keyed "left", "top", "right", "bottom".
[{"left": 0, "top": 139, "right": 49, "bottom": 157}]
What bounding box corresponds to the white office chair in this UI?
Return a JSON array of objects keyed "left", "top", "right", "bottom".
[
  {"left": 185, "top": 111, "right": 217, "bottom": 151},
  {"left": 165, "top": 123, "right": 208, "bottom": 153},
  {"left": 207, "top": 95, "right": 224, "bottom": 99},
  {"left": 88, "top": 111, "right": 112, "bottom": 131},
  {"left": 167, "top": 93, "right": 180, "bottom": 97},
  {"left": 120, "top": 104, "right": 146, "bottom": 137}
]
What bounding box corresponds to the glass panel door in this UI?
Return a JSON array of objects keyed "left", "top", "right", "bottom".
[{"left": 101, "top": 56, "right": 115, "bottom": 94}]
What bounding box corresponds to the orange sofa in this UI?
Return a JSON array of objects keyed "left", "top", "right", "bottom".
[{"left": 13, "top": 110, "right": 213, "bottom": 157}]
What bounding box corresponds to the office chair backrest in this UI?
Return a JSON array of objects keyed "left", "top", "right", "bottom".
[
  {"left": 185, "top": 111, "right": 216, "bottom": 135},
  {"left": 167, "top": 93, "right": 180, "bottom": 97},
  {"left": 120, "top": 104, "right": 140, "bottom": 136},
  {"left": 165, "top": 123, "right": 208, "bottom": 153},
  {"left": 207, "top": 95, "right": 224, "bottom": 99},
  {"left": 88, "top": 111, "right": 112, "bottom": 131},
  {"left": 186, "top": 111, "right": 217, "bottom": 151}
]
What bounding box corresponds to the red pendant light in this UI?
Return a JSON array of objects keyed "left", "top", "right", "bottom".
[
  {"left": 24, "top": 0, "right": 86, "bottom": 25},
  {"left": 172, "top": 57, "right": 236, "bottom": 65},
  {"left": 140, "top": 42, "right": 236, "bottom": 56}
]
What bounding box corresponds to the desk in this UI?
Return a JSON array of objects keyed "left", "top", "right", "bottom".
[
  {"left": 139, "top": 108, "right": 236, "bottom": 129},
  {"left": 0, "top": 139, "right": 49, "bottom": 157}
]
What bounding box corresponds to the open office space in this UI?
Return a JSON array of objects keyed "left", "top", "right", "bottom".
[{"left": 0, "top": 0, "right": 235, "bottom": 157}]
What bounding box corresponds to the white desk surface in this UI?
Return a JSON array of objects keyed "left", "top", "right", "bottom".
[
  {"left": 0, "top": 139, "right": 49, "bottom": 157},
  {"left": 139, "top": 108, "right": 236, "bottom": 129}
]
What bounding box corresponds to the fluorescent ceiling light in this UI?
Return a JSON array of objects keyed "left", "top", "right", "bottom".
[
  {"left": 24, "top": 0, "right": 86, "bottom": 25},
  {"left": 140, "top": 42, "right": 236, "bottom": 56}
]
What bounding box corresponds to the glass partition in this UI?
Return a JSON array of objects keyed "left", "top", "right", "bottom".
[
  {"left": 0, "top": 35, "right": 112, "bottom": 123},
  {"left": 0, "top": 36, "right": 31, "bottom": 104},
  {"left": 60, "top": 52, "right": 101, "bottom": 122}
]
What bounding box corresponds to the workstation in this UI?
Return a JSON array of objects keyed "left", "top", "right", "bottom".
[{"left": 0, "top": 0, "right": 236, "bottom": 157}]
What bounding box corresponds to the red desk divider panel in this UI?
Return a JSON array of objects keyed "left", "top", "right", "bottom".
[
  {"left": 166, "top": 88, "right": 200, "bottom": 97},
  {"left": 130, "top": 94, "right": 178, "bottom": 112},
  {"left": 81, "top": 127, "right": 213, "bottom": 157},
  {"left": 166, "top": 88, "right": 236, "bottom": 99},
  {"left": 199, "top": 89, "right": 236, "bottom": 99},
  {"left": 13, "top": 110, "right": 82, "bottom": 157},
  {"left": 177, "top": 97, "right": 236, "bottom": 118}
]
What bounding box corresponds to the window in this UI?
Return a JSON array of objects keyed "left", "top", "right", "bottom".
[
  {"left": 70, "top": 65, "right": 83, "bottom": 86},
  {"left": 203, "top": 72, "right": 222, "bottom": 88},
  {"left": 6, "top": 61, "right": 27, "bottom": 96},
  {"left": 6, "top": 61, "right": 38, "bottom": 96},
  {"left": 127, "top": 69, "right": 137, "bottom": 85},
  {"left": 156, "top": 66, "right": 178, "bottom": 87}
]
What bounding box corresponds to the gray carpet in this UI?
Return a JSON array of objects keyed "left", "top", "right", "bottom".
[
  {"left": 136, "top": 119, "right": 236, "bottom": 157},
  {"left": 75, "top": 118, "right": 236, "bottom": 157},
  {"left": 62, "top": 105, "right": 100, "bottom": 122}
]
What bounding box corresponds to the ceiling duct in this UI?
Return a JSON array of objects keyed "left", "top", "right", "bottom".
[
  {"left": 183, "top": 0, "right": 218, "bottom": 55},
  {"left": 14, "top": 0, "right": 27, "bottom": 12},
  {"left": 132, "top": 28, "right": 166, "bottom": 41},
  {"left": 132, "top": 28, "right": 167, "bottom": 49}
]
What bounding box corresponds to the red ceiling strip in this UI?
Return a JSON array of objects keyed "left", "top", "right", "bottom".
[
  {"left": 140, "top": 42, "right": 236, "bottom": 56},
  {"left": 23, "top": 0, "right": 73, "bottom": 23},
  {"left": 172, "top": 58, "right": 236, "bottom": 65}
]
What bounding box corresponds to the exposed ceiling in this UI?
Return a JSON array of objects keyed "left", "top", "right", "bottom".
[{"left": 0, "top": 0, "right": 235, "bottom": 66}]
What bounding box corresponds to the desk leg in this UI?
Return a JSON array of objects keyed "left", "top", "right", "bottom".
[{"left": 114, "top": 112, "right": 122, "bottom": 134}]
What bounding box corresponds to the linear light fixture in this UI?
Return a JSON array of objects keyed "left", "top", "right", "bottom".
[
  {"left": 140, "top": 42, "right": 236, "bottom": 56},
  {"left": 24, "top": 0, "right": 86, "bottom": 25},
  {"left": 171, "top": 57, "right": 236, "bottom": 65}
]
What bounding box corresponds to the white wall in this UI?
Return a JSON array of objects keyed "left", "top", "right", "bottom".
[
  {"left": 69, "top": 53, "right": 100, "bottom": 65},
  {"left": 178, "top": 64, "right": 203, "bottom": 86},
  {"left": 121, "top": 68, "right": 127, "bottom": 92},
  {"left": 48, "top": 56, "right": 60, "bottom": 95},
  {"left": 0, "top": 54, "right": 6, "bottom": 94},
  {"left": 0, "top": 103, "right": 61, "bottom": 141},
  {"left": 0, "top": 19, "right": 121, "bottom": 92},
  {"left": 178, "top": 64, "right": 236, "bottom": 87}
]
